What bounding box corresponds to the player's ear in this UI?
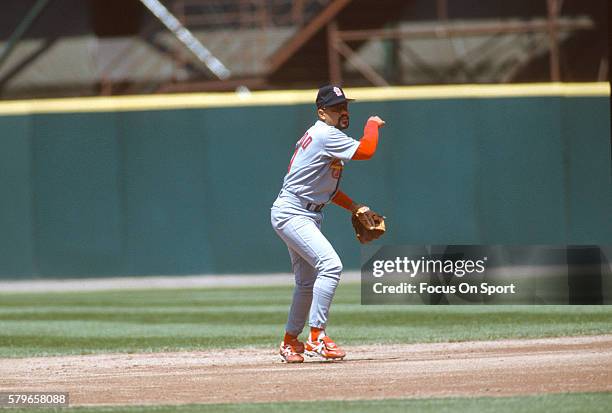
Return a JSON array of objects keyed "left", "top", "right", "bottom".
[{"left": 317, "top": 107, "right": 326, "bottom": 121}]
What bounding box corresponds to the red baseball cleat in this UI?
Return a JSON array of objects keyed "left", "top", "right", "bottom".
[
  {"left": 279, "top": 337, "right": 304, "bottom": 363},
  {"left": 305, "top": 333, "right": 346, "bottom": 360}
]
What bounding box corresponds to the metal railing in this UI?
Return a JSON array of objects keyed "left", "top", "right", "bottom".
[{"left": 172, "top": 0, "right": 329, "bottom": 29}]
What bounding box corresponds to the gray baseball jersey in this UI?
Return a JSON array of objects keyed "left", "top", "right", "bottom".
[{"left": 281, "top": 120, "right": 360, "bottom": 205}]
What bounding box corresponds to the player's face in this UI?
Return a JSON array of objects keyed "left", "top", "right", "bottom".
[{"left": 320, "top": 102, "right": 350, "bottom": 130}]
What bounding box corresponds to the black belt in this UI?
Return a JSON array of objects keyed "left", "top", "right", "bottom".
[
  {"left": 305, "top": 202, "right": 325, "bottom": 212},
  {"left": 280, "top": 189, "right": 326, "bottom": 212}
]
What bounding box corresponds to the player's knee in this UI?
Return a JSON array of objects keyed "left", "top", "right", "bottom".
[
  {"left": 318, "top": 256, "right": 342, "bottom": 278},
  {"left": 295, "top": 278, "right": 315, "bottom": 289},
  {"left": 333, "top": 260, "right": 343, "bottom": 276}
]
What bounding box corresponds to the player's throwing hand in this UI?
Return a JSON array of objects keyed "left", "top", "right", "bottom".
[{"left": 368, "top": 116, "right": 386, "bottom": 127}]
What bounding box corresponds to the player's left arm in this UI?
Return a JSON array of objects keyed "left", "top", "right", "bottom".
[
  {"left": 332, "top": 190, "right": 361, "bottom": 213},
  {"left": 333, "top": 190, "right": 385, "bottom": 241}
]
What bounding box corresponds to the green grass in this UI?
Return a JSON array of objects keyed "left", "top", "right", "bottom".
[
  {"left": 4, "top": 393, "right": 612, "bottom": 413},
  {"left": 0, "top": 283, "right": 611, "bottom": 357}
]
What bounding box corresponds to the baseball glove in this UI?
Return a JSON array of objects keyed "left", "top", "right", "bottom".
[{"left": 351, "top": 206, "right": 386, "bottom": 244}]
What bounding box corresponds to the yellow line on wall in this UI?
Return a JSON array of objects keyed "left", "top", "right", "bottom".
[{"left": 0, "top": 83, "right": 608, "bottom": 116}]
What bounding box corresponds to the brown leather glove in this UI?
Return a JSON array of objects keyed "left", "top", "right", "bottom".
[{"left": 351, "top": 205, "right": 386, "bottom": 244}]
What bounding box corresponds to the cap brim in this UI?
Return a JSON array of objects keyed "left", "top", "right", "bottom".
[{"left": 325, "top": 97, "right": 356, "bottom": 107}]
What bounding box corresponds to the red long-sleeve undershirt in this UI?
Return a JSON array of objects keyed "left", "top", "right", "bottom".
[
  {"left": 332, "top": 120, "right": 380, "bottom": 211},
  {"left": 352, "top": 120, "right": 379, "bottom": 160},
  {"left": 332, "top": 190, "right": 353, "bottom": 211}
]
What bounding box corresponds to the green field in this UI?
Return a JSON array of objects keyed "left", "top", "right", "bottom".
[
  {"left": 4, "top": 393, "right": 612, "bottom": 413},
  {"left": 0, "top": 282, "right": 611, "bottom": 358}
]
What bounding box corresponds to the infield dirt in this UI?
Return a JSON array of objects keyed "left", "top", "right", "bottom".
[{"left": 1, "top": 335, "right": 611, "bottom": 406}]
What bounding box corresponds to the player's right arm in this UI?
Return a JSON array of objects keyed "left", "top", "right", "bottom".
[{"left": 352, "top": 116, "right": 385, "bottom": 160}]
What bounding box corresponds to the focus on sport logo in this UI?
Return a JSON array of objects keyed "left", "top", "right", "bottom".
[{"left": 333, "top": 87, "right": 343, "bottom": 96}]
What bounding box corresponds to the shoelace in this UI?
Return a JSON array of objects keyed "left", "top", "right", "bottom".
[
  {"left": 310, "top": 337, "right": 336, "bottom": 352},
  {"left": 281, "top": 343, "right": 298, "bottom": 355},
  {"left": 321, "top": 336, "right": 337, "bottom": 349}
]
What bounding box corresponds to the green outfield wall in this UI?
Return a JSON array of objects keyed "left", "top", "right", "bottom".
[{"left": 0, "top": 85, "right": 610, "bottom": 278}]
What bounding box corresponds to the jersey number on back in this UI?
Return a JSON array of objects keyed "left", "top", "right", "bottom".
[{"left": 287, "top": 133, "right": 312, "bottom": 171}]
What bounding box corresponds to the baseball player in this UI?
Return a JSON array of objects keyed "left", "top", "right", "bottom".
[{"left": 271, "top": 85, "right": 385, "bottom": 363}]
